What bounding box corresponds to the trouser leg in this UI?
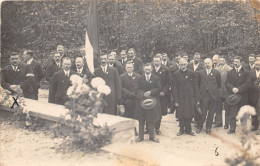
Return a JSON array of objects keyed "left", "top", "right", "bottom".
[
  {"left": 215, "top": 98, "right": 224, "bottom": 125},
  {"left": 206, "top": 97, "right": 217, "bottom": 130},
  {"left": 229, "top": 105, "right": 239, "bottom": 132},
  {"left": 138, "top": 120, "right": 145, "bottom": 139},
  {"left": 147, "top": 121, "right": 155, "bottom": 139},
  {"left": 155, "top": 119, "right": 161, "bottom": 131},
  {"left": 185, "top": 118, "right": 192, "bottom": 133},
  {"left": 199, "top": 94, "right": 210, "bottom": 128},
  {"left": 179, "top": 118, "right": 185, "bottom": 132},
  {"left": 224, "top": 101, "right": 230, "bottom": 127}
]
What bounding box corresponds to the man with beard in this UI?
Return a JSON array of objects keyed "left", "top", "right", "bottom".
[
  {"left": 50, "top": 57, "right": 76, "bottom": 105},
  {"left": 172, "top": 58, "right": 200, "bottom": 136},
  {"left": 226, "top": 56, "right": 250, "bottom": 134},
  {"left": 2, "top": 52, "right": 35, "bottom": 98},
  {"left": 244, "top": 54, "right": 256, "bottom": 71},
  {"left": 152, "top": 54, "right": 170, "bottom": 135},
  {"left": 136, "top": 63, "right": 161, "bottom": 143},
  {"left": 197, "top": 58, "right": 221, "bottom": 134},
  {"left": 22, "top": 50, "right": 44, "bottom": 100},
  {"left": 74, "top": 57, "right": 93, "bottom": 80},
  {"left": 127, "top": 48, "right": 143, "bottom": 75},
  {"left": 94, "top": 52, "right": 121, "bottom": 115},
  {"left": 45, "top": 52, "right": 62, "bottom": 103},
  {"left": 108, "top": 52, "right": 124, "bottom": 75},
  {"left": 214, "top": 56, "right": 232, "bottom": 129},
  {"left": 248, "top": 60, "right": 260, "bottom": 131}
]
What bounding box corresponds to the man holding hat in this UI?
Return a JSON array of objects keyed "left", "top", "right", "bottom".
[
  {"left": 226, "top": 56, "right": 250, "bottom": 134},
  {"left": 136, "top": 63, "right": 161, "bottom": 143},
  {"left": 172, "top": 58, "right": 200, "bottom": 136}
]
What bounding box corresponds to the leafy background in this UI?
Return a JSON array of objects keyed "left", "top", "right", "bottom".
[{"left": 1, "top": 0, "right": 260, "bottom": 67}]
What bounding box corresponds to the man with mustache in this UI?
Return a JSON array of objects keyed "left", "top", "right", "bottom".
[
  {"left": 94, "top": 52, "right": 121, "bottom": 115},
  {"left": 226, "top": 56, "right": 250, "bottom": 134},
  {"left": 74, "top": 56, "right": 93, "bottom": 80},
  {"left": 127, "top": 48, "right": 143, "bottom": 75},
  {"left": 196, "top": 58, "right": 221, "bottom": 134},
  {"left": 108, "top": 51, "right": 124, "bottom": 76}
]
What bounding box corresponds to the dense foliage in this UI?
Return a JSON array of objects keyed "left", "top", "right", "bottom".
[{"left": 1, "top": 0, "right": 260, "bottom": 66}]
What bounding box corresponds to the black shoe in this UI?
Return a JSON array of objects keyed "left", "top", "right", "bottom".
[
  {"left": 224, "top": 125, "right": 229, "bottom": 129},
  {"left": 196, "top": 127, "right": 202, "bottom": 134},
  {"left": 144, "top": 130, "right": 149, "bottom": 134},
  {"left": 177, "top": 131, "right": 184, "bottom": 136},
  {"left": 149, "top": 138, "right": 160, "bottom": 143},
  {"left": 135, "top": 128, "right": 139, "bottom": 136},
  {"left": 186, "top": 131, "right": 195, "bottom": 136},
  {"left": 206, "top": 129, "right": 211, "bottom": 134},
  {"left": 136, "top": 138, "right": 144, "bottom": 142},
  {"left": 251, "top": 126, "right": 258, "bottom": 131},
  {"left": 214, "top": 124, "right": 222, "bottom": 128},
  {"left": 227, "top": 130, "right": 235, "bottom": 134},
  {"left": 156, "top": 130, "right": 161, "bottom": 135}
]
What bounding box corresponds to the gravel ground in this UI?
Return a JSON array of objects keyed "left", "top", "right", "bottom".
[{"left": 0, "top": 89, "right": 259, "bottom": 166}]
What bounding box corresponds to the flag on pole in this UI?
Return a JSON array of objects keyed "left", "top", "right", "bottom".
[{"left": 85, "top": 0, "right": 99, "bottom": 74}]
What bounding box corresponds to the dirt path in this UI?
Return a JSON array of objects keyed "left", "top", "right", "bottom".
[{"left": 0, "top": 89, "right": 259, "bottom": 166}]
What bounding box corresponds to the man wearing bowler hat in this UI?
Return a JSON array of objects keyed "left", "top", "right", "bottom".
[
  {"left": 226, "top": 56, "right": 250, "bottom": 134},
  {"left": 136, "top": 63, "right": 161, "bottom": 143},
  {"left": 172, "top": 58, "right": 200, "bottom": 136}
]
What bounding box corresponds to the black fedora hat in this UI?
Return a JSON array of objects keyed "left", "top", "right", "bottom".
[
  {"left": 141, "top": 97, "right": 156, "bottom": 110},
  {"left": 226, "top": 94, "right": 241, "bottom": 105}
]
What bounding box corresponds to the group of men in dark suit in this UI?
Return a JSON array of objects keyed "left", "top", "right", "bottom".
[{"left": 2, "top": 48, "right": 260, "bottom": 143}]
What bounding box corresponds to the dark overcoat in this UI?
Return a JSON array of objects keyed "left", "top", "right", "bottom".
[
  {"left": 136, "top": 74, "right": 162, "bottom": 122},
  {"left": 152, "top": 65, "right": 170, "bottom": 116},
  {"left": 94, "top": 66, "right": 121, "bottom": 115},
  {"left": 29, "top": 59, "right": 44, "bottom": 89},
  {"left": 50, "top": 70, "right": 77, "bottom": 104},
  {"left": 120, "top": 72, "right": 141, "bottom": 119},
  {"left": 172, "top": 69, "right": 200, "bottom": 119},
  {"left": 1, "top": 63, "right": 35, "bottom": 98},
  {"left": 226, "top": 67, "right": 250, "bottom": 106}
]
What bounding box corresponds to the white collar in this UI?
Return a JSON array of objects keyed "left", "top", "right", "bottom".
[
  {"left": 11, "top": 65, "right": 18, "bottom": 70},
  {"left": 235, "top": 66, "right": 242, "bottom": 72},
  {"left": 101, "top": 65, "right": 107, "bottom": 71},
  {"left": 256, "top": 70, "right": 260, "bottom": 76},
  {"left": 145, "top": 73, "right": 151, "bottom": 77},
  {"left": 206, "top": 68, "right": 212, "bottom": 73},
  {"left": 77, "top": 67, "right": 83, "bottom": 73},
  {"left": 155, "top": 65, "right": 161, "bottom": 71},
  {"left": 27, "top": 58, "right": 33, "bottom": 64},
  {"left": 128, "top": 72, "right": 133, "bottom": 77},
  {"left": 64, "top": 69, "right": 70, "bottom": 75}
]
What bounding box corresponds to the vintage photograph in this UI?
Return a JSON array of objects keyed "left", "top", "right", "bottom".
[{"left": 0, "top": 0, "right": 260, "bottom": 165}]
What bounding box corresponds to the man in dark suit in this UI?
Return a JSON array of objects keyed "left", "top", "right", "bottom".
[
  {"left": 244, "top": 54, "right": 256, "bottom": 71},
  {"left": 127, "top": 48, "right": 144, "bottom": 75},
  {"left": 212, "top": 54, "right": 220, "bottom": 68},
  {"left": 187, "top": 52, "right": 204, "bottom": 72},
  {"left": 214, "top": 56, "right": 233, "bottom": 128},
  {"left": 172, "top": 58, "right": 200, "bottom": 136},
  {"left": 187, "top": 52, "right": 204, "bottom": 126},
  {"left": 108, "top": 52, "right": 124, "bottom": 75},
  {"left": 22, "top": 50, "right": 44, "bottom": 100},
  {"left": 50, "top": 57, "right": 76, "bottom": 105},
  {"left": 162, "top": 53, "right": 173, "bottom": 69},
  {"left": 94, "top": 52, "right": 121, "bottom": 115},
  {"left": 152, "top": 55, "right": 170, "bottom": 135},
  {"left": 74, "top": 57, "right": 93, "bottom": 81},
  {"left": 45, "top": 52, "right": 62, "bottom": 103},
  {"left": 120, "top": 61, "right": 141, "bottom": 119},
  {"left": 2, "top": 52, "right": 36, "bottom": 99},
  {"left": 197, "top": 58, "right": 221, "bottom": 134},
  {"left": 119, "top": 50, "right": 128, "bottom": 69},
  {"left": 226, "top": 56, "right": 250, "bottom": 134},
  {"left": 248, "top": 60, "right": 260, "bottom": 131},
  {"left": 136, "top": 63, "right": 161, "bottom": 143}
]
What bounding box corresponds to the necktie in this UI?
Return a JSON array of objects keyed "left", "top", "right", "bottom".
[
  {"left": 14, "top": 66, "right": 17, "bottom": 71},
  {"left": 65, "top": 72, "right": 69, "bottom": 77},
  {"left": 103, "top": 67, "right": 106, "bottom": 73},
  {"left": 146, "top": 75, "right": 149, "bottom": 81},
  {"left": 207, "top": 70, "right": 209, "bottom": 75},
  {"left": 57, "top": 63, "right": 60, "bottom": 68},
  {"left": 236, "top": 68, "right": 239, "bottom": 73}
]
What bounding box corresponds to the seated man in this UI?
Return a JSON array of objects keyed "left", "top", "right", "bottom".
[{"left": 2, "top": 52, "right": 36, "bottom": 99}]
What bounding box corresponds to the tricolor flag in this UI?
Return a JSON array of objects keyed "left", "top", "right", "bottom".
[{"left": 85, "top": 0, "right": 99, "bottom": 74}]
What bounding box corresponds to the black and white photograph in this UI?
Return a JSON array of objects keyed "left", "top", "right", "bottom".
[{"left": 0, "top": 0, "right": 260, "bottom": 165}]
